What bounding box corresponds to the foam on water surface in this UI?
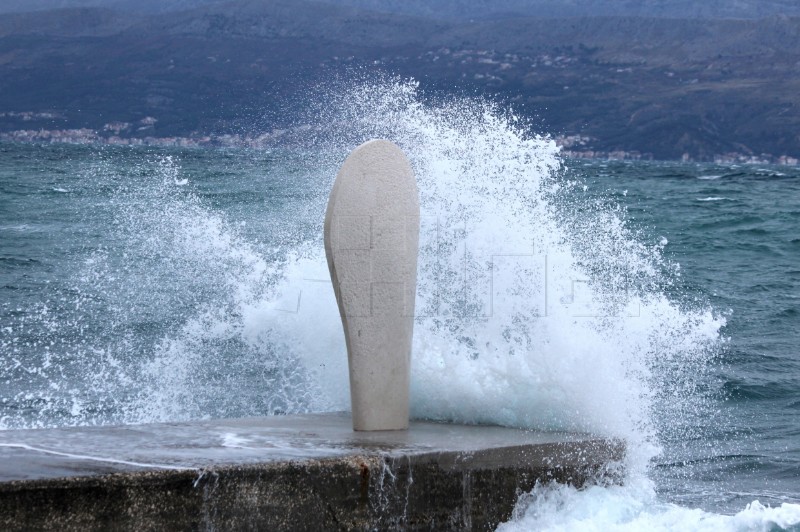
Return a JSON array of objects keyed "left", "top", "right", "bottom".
[{"left": 498, "top": 482, "right": 800, "bottom": 532}]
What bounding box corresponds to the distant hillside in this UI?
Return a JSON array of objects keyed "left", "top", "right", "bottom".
[
  {"left": 3, "top": 0, "right": 800, "bottom": 19},
  {"left": 321, "top": 0, "right": 800, "bottom": 20},
  {"left": 1, "top": 0, "right": 799, "bottom": 160},
  {"left": 0, "top": 0, "right": 224, "bottom": 15}
]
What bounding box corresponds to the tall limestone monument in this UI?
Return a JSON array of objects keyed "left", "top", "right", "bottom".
[{"left": 324, "top": 140, "right": 420, "bottom": 431}]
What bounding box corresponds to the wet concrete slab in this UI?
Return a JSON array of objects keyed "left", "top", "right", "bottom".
[{"left": 0, "top": 413, "right": 625, "bottom": 530}]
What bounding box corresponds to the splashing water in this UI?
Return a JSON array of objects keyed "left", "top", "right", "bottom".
[
  {"left": 295, "top": 78, "right": 722, "bottom": 459},
  {"left": 2, "top": 153, "right": 329, "bottom": 427},
  {"left": 2, "top": 76, "right": 721, "bottom": 457},
  {"left": 6, "top": 77, "right": 793, "bottom": 529}
]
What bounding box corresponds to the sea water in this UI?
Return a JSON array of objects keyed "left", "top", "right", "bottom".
[{"left": 1, "top": 79, "right": 799, "bottom": 530}]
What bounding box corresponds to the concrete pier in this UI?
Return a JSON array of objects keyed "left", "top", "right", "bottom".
[{"left": 0, "top": 413, "right": 623, "bottom": 530}]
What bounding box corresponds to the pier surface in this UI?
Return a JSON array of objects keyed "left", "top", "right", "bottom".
[{"left": 0, "top": 413, "right": 624, "bottom": 530}]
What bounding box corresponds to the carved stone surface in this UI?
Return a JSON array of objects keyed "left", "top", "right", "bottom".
[{"left": 324, "top": 139, "right": 420, "bottom": 431}]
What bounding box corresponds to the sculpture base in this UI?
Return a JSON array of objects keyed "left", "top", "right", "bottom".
[{"left": 0, "top": 413, "right": 624, "bottom": 530}]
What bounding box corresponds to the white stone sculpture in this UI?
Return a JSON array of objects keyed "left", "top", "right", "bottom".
[{"left": 324, "top": 139, "right": 420, "bottom": 431}]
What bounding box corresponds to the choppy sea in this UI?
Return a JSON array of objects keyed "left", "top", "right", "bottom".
[{"left": 1, "top": 80, "right": 799, "bottom": 530}]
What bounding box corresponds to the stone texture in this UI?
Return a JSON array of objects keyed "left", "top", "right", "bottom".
[
  {"left": 324, "top": 139, "right": 420, "bottom": 431},
  {"left": 0, "top": 414, "right": 625, "bottom": 531}
]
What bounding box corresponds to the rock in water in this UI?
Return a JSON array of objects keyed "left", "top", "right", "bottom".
[{"left": 324, "top": 139, "right": 420, "bottom": 431}]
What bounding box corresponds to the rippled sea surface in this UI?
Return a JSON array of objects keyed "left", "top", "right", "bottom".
[{"left": 569, "top": 159, "right": 800, "bottom": 513}]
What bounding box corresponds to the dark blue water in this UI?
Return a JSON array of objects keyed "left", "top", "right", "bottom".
[
  {"left": 572, "top": 160, "right": 800, "bottom": 513},
  {"left": 1, "top": 134, "right": 799, "bottom": 527}
]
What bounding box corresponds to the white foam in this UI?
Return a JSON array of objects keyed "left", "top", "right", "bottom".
[
  {"left": 282, "top": 79, "right": 723, "bottom": 445},
  {"left": 219, "top": 432, "right": 256, "bottom": 449},
  {"left": 498, "top": 481, "right": 800, "bottom": 532}
]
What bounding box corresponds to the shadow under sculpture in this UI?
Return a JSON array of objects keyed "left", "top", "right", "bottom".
[{"left": 324, "top": 139, "right": 420, "bottom": 431}]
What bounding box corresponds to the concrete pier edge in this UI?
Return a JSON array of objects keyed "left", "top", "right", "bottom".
[{"left": 0, "top": 413, "right": 624, "bottom": 530}]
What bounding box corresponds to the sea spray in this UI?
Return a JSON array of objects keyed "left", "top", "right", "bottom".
[
  {"left": 1, "top": 152, "right": 332, "bottom": 428},
  {"left": 297, "top": 77, "right": 723, "bottom": 444},
  {"left": 242, "top": 77, "right": 735, "bottom": 524},
  {"left": 2, "top": 76, "right": 723, "bottom": 475},
  {"left": 103, "top": 155, "right": 332, "bottom": 421}
]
